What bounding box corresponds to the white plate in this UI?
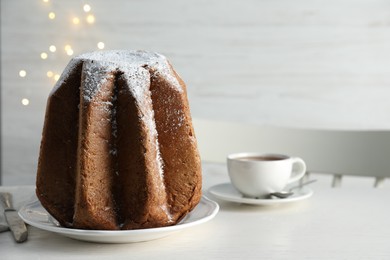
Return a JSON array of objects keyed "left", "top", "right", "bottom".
[
  {"left": 208, "top": 183, "right": 313, "bottom": 206},
  {"left": 19, "top": 195, "right": 219, "bottom": 243}
]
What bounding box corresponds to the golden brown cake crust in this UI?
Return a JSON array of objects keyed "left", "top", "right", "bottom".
[
  {"left": 72, "top": 63, "right": 118, "bottom": 230},
  {"left": 36, "top": 50, "right": 202, "bottom": 230},
  {"left": 36, "top": 60, "right": 83, "bottom": 228},
  {"left": 149, "top": 64, "right": 202, "bottom": 223}
]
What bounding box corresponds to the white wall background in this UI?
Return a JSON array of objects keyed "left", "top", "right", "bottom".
[{"left": 2, "top": 0, "right": 390, "bottom": 184}]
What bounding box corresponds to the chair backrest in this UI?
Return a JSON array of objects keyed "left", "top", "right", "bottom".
[{"left": 193, "top": 119, "right": 390, "bottom": 187}]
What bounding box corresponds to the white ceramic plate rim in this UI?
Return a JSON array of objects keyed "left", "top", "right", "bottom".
[
  {"left": 208, "top": 183, "right": 313, "bottom": 205},
  {"left": 19, "top": 195, "right": 219, "bottom": 243}
]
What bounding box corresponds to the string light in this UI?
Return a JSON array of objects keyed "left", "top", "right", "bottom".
[
  {"left": 97, "top": 42, "right": 105, "bottom": 49},
  {"left": 83, "top": 4, "right": 91, "bottom": 12},
  {"left": 64, "top": 44, "right": 74, "bottom": 55},
  {"left": 49, "top": 45, "right": 56, "bottom": 52},
  {"left": 72, "top": 17, "right": 80, "bottom": 25},
  {"left": 19, "top": 70, "right": 27, "bottom": 77},
  {"left": 41, "top": 52, "right": 48, "bottom": 59},
  {"left": 25, "top": 2, "right": 102, "bottom": 104},
  {"left": 48, "top": 12, "right": 56, "bottom": 19},
  {"left": 21, "top": 98, "right": 30, "bottom": 106},
  {"left": 86, "top": 14, "right": 95, "bottom": 24}
]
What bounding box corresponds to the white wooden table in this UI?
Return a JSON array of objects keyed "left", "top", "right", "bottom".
[{"left": 1, "top": 163, "right": 390, "bottom": 260}]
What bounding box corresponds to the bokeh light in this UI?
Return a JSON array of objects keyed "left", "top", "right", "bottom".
[
  {"left": 49, "top": 45, "right": 56, "bottom": 52},
  {"left": 19, "top": 70, "right": 27, "bottom": 77},
  {"left": 86, "top": 14, "right": 95, "bottom": 24},
  {"left": 41, "top": 52, "right": 48, "bottom": 59},
  {"left": 97, "top": 42, "right": 105, "bottom": 49},
  {"left": 21, "top": 98, "right": 30, "bottom": 106},
  {"left": 83, "top": 4, "right": 91, "bottom": 12},
  {"left": 72, "top": 17, "right": 80, "bottom": 25},
  {"left": 48, "top": 12, "right": 56, "bottom": 19}
]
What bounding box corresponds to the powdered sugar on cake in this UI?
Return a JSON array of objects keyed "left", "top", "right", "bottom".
[
  {"left": 51, "top": 50, "right": 182, "bottom": 97},
  {"left": 120, "top": 65, "right": 165, "bottom": 179},
  {"left": 81, "top": 60, "right": 117, "bottom": 102},
  {"left": 78, "top": 50, "right": 182, "bottom": 92}
]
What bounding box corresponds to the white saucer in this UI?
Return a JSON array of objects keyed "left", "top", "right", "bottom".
[
  {"left": 19, "top": 195, "right": 219, "bottom": 243},
  {"left": 208, "top": 183, "right": 313, "bottom": 206}
]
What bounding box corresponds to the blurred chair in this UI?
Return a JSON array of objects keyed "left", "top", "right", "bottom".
[{"left": 193, "top": 119, "right": 390, "bottom": 187}]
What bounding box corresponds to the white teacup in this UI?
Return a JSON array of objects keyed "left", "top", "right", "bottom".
[{"left": 227, "top": 153, "right": 306, "bottom": 198}]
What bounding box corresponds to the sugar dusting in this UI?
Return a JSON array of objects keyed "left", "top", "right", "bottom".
[
  {"left": 52, "top": 50, "right": 182, "bottom": 98},
  {"left": 119, "top": 66, "right": 164, "bottom": 177},
  {"left": 81, "top": 60, "right": 117, "bottom": 102},
  {"left": 78, "top": 50, "right": 182, "bottom": 92}
]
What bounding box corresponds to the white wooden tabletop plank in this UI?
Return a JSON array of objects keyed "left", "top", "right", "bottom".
[{"left": 1, "top": 165, "right": 390, "bottom": 259}]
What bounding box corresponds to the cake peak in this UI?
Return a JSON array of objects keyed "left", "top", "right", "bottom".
[
  {"left": 77, "top": 50, "right": 166, "bottom": 65},
  {"left": 52, "top": 50, "right": 181, "bottom": 96}
]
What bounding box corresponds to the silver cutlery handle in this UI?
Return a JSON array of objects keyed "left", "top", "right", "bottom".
[{"left": 0, "top": 192, "right": 13, "bottom": 211}]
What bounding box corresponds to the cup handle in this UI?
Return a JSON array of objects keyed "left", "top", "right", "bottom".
[{"left": 287, "top": 157, "right": 306, "bottom": 184}]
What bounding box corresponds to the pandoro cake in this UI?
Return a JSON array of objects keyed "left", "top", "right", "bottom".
[{"left": 36, "top": 50, "right": 202, "bottom": 230}]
